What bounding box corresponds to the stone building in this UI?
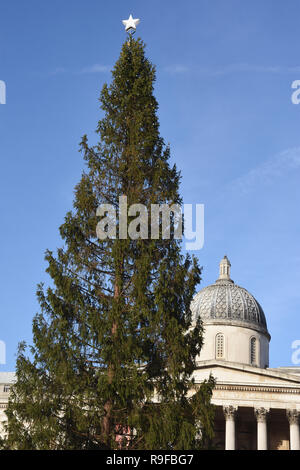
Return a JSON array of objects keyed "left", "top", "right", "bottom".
[
  {"left": 0, "top": 372, "right": 15, "bottom": 434},
  {"left": 191, "top": 256, "right": 300, "bottom": 450},
  {"left": 0, "top": 256, "right": 299, "bottom": 450}
]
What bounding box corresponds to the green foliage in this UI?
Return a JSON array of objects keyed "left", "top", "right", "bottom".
[{"left": 2, "top": 36, "right": 215, "bottom": 450}]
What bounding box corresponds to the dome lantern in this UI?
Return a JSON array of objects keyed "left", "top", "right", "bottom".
[{"left": 218, "top": 255, "right": 232, "bottom": 282}]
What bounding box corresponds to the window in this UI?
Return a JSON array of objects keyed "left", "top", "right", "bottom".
[
  {"left": 216, "top": 333, "right": 224, "bottom": 359},
  {"left": 3, "top": 386, "right": 10, "bottom": 393},
  {"left": 250, "top": 337, "right": 257, "bottom": 365}
]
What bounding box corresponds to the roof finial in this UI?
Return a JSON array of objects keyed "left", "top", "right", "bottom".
[{"left": 219, "top": 255, "right": 231, "bottom": 281}]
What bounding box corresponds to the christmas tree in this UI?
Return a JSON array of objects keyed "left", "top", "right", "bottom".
[{"left": 2, "top": 23, "right": 215, "bottom": 450}]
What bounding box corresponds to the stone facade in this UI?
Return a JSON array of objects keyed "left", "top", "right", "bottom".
[
  {"left": 0, "top": 373, "right": 15, "bottom": 436},
  {"left": 191, "top": 257, "right": 300, "bottom": 450},
  {"left": 192, "top": 360, "right": 300, "bottom": 449}
]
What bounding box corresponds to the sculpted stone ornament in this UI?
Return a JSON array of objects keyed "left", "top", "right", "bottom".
[
  {"left": 223, "top": 405, "right": 238, "bottom": 421},
  {"left": 287, "top": 409, "right": 300, "bottom": 425},
  {"left": 254, "top": 407, "right": 270, "bottom": 422}
]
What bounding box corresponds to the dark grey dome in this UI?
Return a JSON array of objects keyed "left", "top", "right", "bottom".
[{"left": 191, "top": 256, "right": 270, "bottom": 337}]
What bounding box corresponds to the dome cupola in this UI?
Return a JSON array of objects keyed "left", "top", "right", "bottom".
[{"left": 191, "top": 257, "right": 270, "bottom": 368}]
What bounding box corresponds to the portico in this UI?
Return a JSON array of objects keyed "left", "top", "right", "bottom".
[
  {"left": 220, "top": 406, "right": 299, "bottom": 450},
  {"left": 191, "top": 257, "right": 300, "bottom": 451},
  {"left": 212, "top": 405, "right": 299, "bottom": 450},
  {"left": 193, "top": 360, "right": 300, "bottom": 450}
]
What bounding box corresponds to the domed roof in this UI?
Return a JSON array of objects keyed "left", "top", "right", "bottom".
[{"left": 191, "top": 256, "right": 270, "bottom": 337}]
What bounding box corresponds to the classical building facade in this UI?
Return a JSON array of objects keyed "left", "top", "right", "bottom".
[
  {"left": 0, "top": 256, "right": 299, "bottom": 450},
  {"left": 0, "top": 372, "right": 15, "bottom": 434},
  {"left": 191, "top": 256, "right": 300, "bottom": 450}
]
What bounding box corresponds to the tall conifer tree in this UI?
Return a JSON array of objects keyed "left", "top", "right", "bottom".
[{"left": 3, "top": 36, "right": 214, "bottom": 450}]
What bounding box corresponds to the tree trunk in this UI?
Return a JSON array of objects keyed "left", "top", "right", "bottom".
[{"left": 101, "top": 281, "right": 119, "bottom": 447}]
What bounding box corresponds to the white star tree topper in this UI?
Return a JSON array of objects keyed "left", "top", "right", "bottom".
[{"left": 122, "top": 14, "right": 140, "bottom": 33}]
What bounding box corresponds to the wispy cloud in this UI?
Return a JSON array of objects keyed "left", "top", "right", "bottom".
[
  {"left": 49, "top": 64, "right": 111, "bottom": 76},
  {"left": 163, "top": 65, "right": 190, "bottom": 74},
  {"left": 232, "top": 147, "right": 300, "bottom": 193},
  {"left": 78, "top": 64, "right": 111, "bottom": 74},
  {"left": 199, "top": 64, "right": 300, "bottom": 77},
  {"left": 164, "top": 63, "right": 300, "bottom": 76},
  {"left": 49, "top": 67, "right": 67, "bottom": 76}
]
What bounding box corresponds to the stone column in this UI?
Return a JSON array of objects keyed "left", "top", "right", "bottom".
[
  {"left": 223, "top": 406, "right": 238, "bottom": 450},
  {"left": 287, "top": 409, "right": 300, "bottom": 450},
  {"left": 254, "top": 407, "right": 269, "bottom": 450}
]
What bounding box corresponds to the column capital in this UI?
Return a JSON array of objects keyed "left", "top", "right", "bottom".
[
  {"left": 287, "top": 409, "right": 300, "bottom": 425},
  {"left": 223, "top": 405, "right": 238, "bottom": 421},
  {"left": 254, "top": 407, "right": 270, "bottom": 423}
]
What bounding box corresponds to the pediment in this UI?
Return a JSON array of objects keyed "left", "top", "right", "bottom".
[{"left": 193, "top": 360, "right": 300, "bottom": 390}]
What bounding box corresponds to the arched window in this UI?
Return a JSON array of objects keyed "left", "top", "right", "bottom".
[
  {"left": 216, "top": 333, "right": 225, "bottom": 359},
  {"left": 250, "top": 337, "right": 257, "bottom": 365}
]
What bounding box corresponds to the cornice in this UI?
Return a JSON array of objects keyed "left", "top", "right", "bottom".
[{"left": 214, "top": 383, "right": 300, "bottom": 395}]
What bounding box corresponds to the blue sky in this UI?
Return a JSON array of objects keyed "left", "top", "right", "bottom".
[{"left": 0, "top": 0, "right": 300, "bottom": 370}]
